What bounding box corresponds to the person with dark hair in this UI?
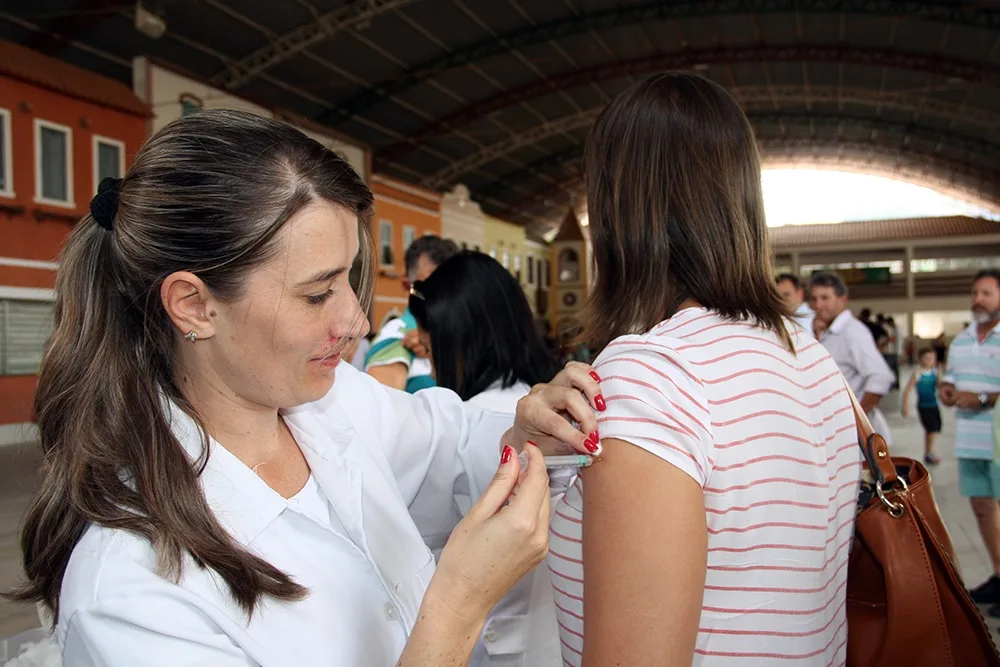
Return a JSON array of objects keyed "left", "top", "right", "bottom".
[
  {"left": 940, "top": 268, "right": 1000, "bottom": 615},
  {"left": 4, "top": 109, "right": 605, "bottom": 667},
  {"left": 881, "top": 314, "right": 901, "bottom": 389},
  {"left": 901, "top": 347, "right": 942, "bottom": 465},
  {"left": 545, "top": 72, "right": 859, "bottom": 665},
  {"left": 858, "top": 307, "right": 889, "bottom": 347},
  {"left": 775, "top": 272, "right": 814, "bottom": 336},
  {"left": 409, "top": 252, "right": 562, "bottom": 666},
  {"left": 809, "top": 271, "right": 895, "bottom": 444},
  {"left": 365, "top": 235, "right": 458, "bottom": 392},
  {"left": 409, "top": 252, "right": 557, "bottom": 406}
]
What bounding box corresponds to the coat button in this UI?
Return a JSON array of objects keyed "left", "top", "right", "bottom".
[
  {"left": 384, "top": 601, "right": 399, "bottom": 622},
  {"left": 484, "top": 630, "right": 498, "bottom": 643}
]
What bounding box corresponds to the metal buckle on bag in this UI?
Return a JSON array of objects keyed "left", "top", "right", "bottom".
[{"left": 875, "top": 476, "right": 909, "bottom": 518}]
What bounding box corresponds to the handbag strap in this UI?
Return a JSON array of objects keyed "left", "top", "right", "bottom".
[{"left": 842, "top": 377, "right": 897, "bottom": 484}]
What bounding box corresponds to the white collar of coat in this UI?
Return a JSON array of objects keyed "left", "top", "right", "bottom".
[
  {"left": 828, "top": 308, "right": 854, "bottom": 335},
  {"left": 165, "top": 380, "right": 358, "bottom": 547}
]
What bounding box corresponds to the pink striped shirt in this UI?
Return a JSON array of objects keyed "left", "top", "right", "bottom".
[{"left": 548, "top": 308, "right": 860, "bottom": 666}]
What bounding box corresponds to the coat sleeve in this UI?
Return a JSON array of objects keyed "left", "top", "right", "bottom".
[
  {"left": 61, "top": 595, "right": 257, "bottom": 667},
  {"left": 332, "top": 365, "right": 513, "bottom": 551}
]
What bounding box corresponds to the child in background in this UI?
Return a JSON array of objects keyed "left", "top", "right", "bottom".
[{"left": 902, "top": 347, "right": 942, "bottom": 465}]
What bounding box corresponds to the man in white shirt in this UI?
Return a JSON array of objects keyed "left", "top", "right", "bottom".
[
  {"left": 809, "top": 272, "right": 896, "bottom": 443},
  {"left": 776, "top": 273, "right": 815, "bottom": 337}
]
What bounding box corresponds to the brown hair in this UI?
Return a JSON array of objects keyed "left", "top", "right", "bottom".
[
  {"left": 580, "top": 72, "right": 793, "bottom": 351},
  {"left": 6, "top": 109, "right": 374, "bottom": 618}
]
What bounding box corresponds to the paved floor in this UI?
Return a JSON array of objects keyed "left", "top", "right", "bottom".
[{"left": 1, "top": 377, "right": 1000, "bottom": 648}]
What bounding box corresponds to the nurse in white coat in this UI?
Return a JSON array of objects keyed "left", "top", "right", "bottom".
[
  {"left": 7, "top": 110, "right": 603, "bottom": 667},
  {"left": 410, "top": 252, "right": 597, "bottom": 666}
]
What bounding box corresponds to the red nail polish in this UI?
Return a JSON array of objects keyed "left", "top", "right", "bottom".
[
  {"left": 590, "top": 371, "right": 601, "bottom": 382},
  {"left": 500, "top": 445, "right": 514, "bottom": 464},
  {"left": 584, "top": 438, "right": 599, "bottom": 453},
  {"left": 589, "top": 430, "right": 599, "bottom": 442},
  {"left": 526, "top": 440, "right": 537, "bottom": 448},
  {"left": 595, "top": 394, "right": 607, "bottom": 411}
]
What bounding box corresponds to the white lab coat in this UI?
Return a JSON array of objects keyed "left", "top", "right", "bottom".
[
  {"left": 464, "top": 382, "right": 563, "bottom": 667},
  {"left": 55, "top": 364, "right": 511, "bottom": 667}
]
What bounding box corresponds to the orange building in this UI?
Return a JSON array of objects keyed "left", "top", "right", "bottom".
[
  {"left": 0, "top": 40, "right": 149, "bottom": 443},
  {"left": 369, "top": 174, "right": 443, "bottom": 327}
]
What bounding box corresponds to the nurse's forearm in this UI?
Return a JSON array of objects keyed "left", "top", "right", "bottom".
[{"left": 397, "top": 598, "right": 484, "bottom": 667}]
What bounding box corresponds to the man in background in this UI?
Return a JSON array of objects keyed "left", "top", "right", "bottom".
[
  {"left": 365, "top": 235, "right": 458, "bottom": 392},
  {"left": 940, "top": 269, "right": 1000, "bottom": 616},
  {"left": 859, "top": 308, "right": 889, "bottom": 348},
  {"left": 809, "top": 272, "right": 895, "bottom": 443},
  {"left": 776, "top": 273, "right": 814, "bottom": 337},
  {"left": 879, "top": 314, "right": 900, "bottom": 390}
]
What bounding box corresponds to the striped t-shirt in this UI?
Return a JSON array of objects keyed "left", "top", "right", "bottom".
[
  {"left": 548, "top": 308, "right": 860, "bottom": 666},
  {"left": 943, "top": 322, "right": 1000, "bottom": 460}
]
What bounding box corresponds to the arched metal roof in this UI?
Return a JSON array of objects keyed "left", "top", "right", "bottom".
[{"left": 4, "top": 0, "right": 998, "bottom": 235}]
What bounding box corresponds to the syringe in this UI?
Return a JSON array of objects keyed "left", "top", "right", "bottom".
[{"left": 519, "top": 452, "right": 595, "bottom": 469}]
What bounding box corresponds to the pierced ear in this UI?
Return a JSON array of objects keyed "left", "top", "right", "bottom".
[{"left": 161, "top": 271, "right": 217, "bottom": 341}]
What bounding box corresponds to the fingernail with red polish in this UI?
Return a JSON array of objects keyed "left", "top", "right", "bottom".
[
  {"left": 501, "top": 445, "right": 514, "bottom": 465},
  {"left": 584, "top": 435, "right": 600, "bottom": 453},
  {"left": 590, "top": 371, "right": 601, "bottom": 382},
  {"left": 595, "top": 394, "right": 607, "bottom": 411},
  {"left": 526, "top": 440, "right": 537, "bottom": 448}
]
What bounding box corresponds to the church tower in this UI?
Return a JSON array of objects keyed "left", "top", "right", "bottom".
[{"left": 549, "top": 208, "right": 590, "bottom": 336}]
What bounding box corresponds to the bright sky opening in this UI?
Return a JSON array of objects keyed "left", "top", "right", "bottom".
[{"left": 762, "top": 169, "right": 999, "bottom": 227}]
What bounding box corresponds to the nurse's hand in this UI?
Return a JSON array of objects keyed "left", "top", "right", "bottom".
[
  {"left": 503, "top": 361, "right": 605, "bottom": 457},
  {"left": 424, "top": 443, "right": 550, "bottom": 625}
]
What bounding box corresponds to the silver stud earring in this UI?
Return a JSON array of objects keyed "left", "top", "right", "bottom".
[{"left": 184, "top": 330, "right": 198, "bottom": 343}]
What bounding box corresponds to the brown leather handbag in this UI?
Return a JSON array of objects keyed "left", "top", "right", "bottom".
[{"left": 845, "top": 386, "right": 1000, "bottom": 666}]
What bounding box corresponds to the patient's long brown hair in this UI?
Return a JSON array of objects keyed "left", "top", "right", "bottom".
[
  {"left": 6, "top": 109, "right": 374, "bottom": 618},
  {"left": 580, "top": 72, "right": 793, "bottom": 351}
]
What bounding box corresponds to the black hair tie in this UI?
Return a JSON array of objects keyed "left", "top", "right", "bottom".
[{"left": 90, "top": 177, "right": 122, "bottom": 231}]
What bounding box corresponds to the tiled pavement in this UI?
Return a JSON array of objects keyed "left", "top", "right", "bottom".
[{"left": 1, "top": 375, "right": 1000, "bottom": 648}]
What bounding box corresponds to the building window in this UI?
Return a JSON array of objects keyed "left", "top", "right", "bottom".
[
  {"left": 0, "top": 298, "right": 54, "bottom": 376},
  {"left": 489, "top": 248, "right": 497, "bottom": 259},
  {"left": 0, "top": 108, "right": 11, "bottom": 198},
  {"left": 379, "top": 219, "right": 394, "bottom": 266},
  {"left": 35, "top": 119, "right": 74, "bottom": 207},
  {"left": 513, "top": 254, "right": 521, "bottom": 274},
  {"left": 502, "top": 250, "right": 510, "bottom": 269},
  {"left": 527, "top": 256, "right": 534, "bottom": 284},
  {"left": 402, "top": 225, "right": 416, "bottom": 252},
  {"left": 558, "top": 248, "right": 580, "bottom": 282},
  {"left": 93, "top": 136, "right": 125, "bottom": 193}
]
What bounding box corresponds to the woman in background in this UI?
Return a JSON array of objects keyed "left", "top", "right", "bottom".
[
  {"left": 409, "top": 252, "right": 558, "bottom": 412},
  {"left": 409, "top": 251, "right": 570, "bottom": 667}
]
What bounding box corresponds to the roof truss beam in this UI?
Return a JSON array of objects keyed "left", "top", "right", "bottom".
[
  {"left": 424, "top": 105, "right": 1000, "bottom": 190},
  {"left": 211, "top": 0, "right": 416, "bottom": 90},
  {"left": 325, "top": 0, "right": 1000, "bottom": 125},
  {"left": 376, "top": 47, "right": 1000, "bottom": 167},
  {"left": 475, "top": 110, "right": 1000, "bottom": 203}
]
